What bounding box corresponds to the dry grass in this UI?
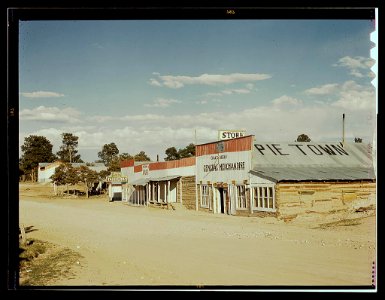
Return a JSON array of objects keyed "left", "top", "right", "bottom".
[
  {"left": 316, "top": 218, "right": 363, "bottom": 229},
  {"left": 19, "top": 239, "right": 83, "bottom": 286}
]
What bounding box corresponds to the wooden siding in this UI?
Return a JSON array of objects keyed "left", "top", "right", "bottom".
[
  {"left": 180, "top": 176, "right": 197, "bottom": 210},
  {"left": 148, "top": 157, "right": 195, "bottom": 171},
  {"left": 120, "top": 159, "right": 135, "bottom": 168},
  {"left": 196, "top": 135, "right": 253, "bottom": 156},
  {"left": 275, "top": 181, "right": 376, "bottom": 218}
]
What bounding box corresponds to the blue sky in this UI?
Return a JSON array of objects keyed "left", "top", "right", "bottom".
[{"left": 19, "top": 19, "right": 377, "bottom": 162}]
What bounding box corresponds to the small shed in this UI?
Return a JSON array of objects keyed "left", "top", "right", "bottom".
[{"left": 105, "top": 172, "right": 128, "bottom": 201}]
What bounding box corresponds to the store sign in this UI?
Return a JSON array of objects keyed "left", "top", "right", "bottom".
[
  {"left": 142, "top": 164, "right": 149, "bottom": 176},
  {"left": 203, "top": 161, "right": 245, "bottom": 172},
  {"left": 254, "top": 143, "right": 350, "bottom": 156},
  {"left": 106, "top": 172, "right": 128, "bottom": 183},
  {"left": 218, "top": 130, "right": 246, "bottom": 140}
]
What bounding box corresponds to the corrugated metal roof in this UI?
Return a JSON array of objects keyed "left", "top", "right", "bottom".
[
  {"left": 130, "top": 175, "right": 181, "bottom": 186},
  {"left": 250, "top": 167, "right": 375, "bottom": 182},
  {"left": 149, "top": 175, "right": 181, "bottom": 182},
  {"left": 251, "top": 142, "right": 375, "bottom": 181},
  {"left": 130, "top": 178, "right": 150, "bottom": 186}
]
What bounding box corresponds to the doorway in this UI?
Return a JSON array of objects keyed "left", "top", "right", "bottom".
[{"left": 218, "top": 187, "right": 228, "bottom": 214}]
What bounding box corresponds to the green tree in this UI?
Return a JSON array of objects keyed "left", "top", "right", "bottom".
[
  {"left": 119, "top": 153, "right": 133, "bottom": 161},
  {"left": 77, "top": 165, "right": 99, "bottom": 198},
  {"left": 20, "top": 135, "right": 57, "bottom": 182},
  {"left": 164, "top": 143, "right": 195, "bottom": 161},
  {"left": 57, "top": 133, "right": 82, "bottom": 163},
  {"left": 164, "top": 147, "right": 180, "bottom": 161},
  {"left": 134, "top": 151, "right": 151, "bottom": 161},
  {"left": 179, "top": 143, "right": 195, "bottom": 158},
  {"left": 50, "top": 163, "right": 78, "bottom": 195},
  {"left": 296, "top": 134, "right": 311, "bottom": 142},
  {"left": 98, "top": 142, "right": 120, "bottom": 167}
]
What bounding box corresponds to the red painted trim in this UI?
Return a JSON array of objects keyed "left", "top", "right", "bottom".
[{"left": 196, "top": 135, "right": 253, "bottom": 156}]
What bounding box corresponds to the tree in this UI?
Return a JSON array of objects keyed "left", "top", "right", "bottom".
[
  {"left": 134, "top": 151, "right": 151, "bottom": 161},
  {"left": 20, "top": 135, "right": 57, "bottom": 182},
  {"left": 50, "top": 163, "right": 78, "bottom": 195},
  {"left": 119, "top": 153, "right": 133, "bottom": 161},
  {"left": 57, "top": 133, "right": 82, "bottom": 163},
  {"left": 164, "top": 147, "right": 180, "bottom": 161},
  {"left": 77, "top": 165, "right": 99, "bottom": 198},
  {"left": 179, "top": 143, "right": 195, "bottom": 158},
  {"left": 354, "top": 137, "right": 363, "bottom": 143},
  {"left": 108, "top": 157, "right": 122, "bottom": 172},
  {"left": 164, "top": 143, "right": 195, "bottom": 161},
  {"left": 98, "top": 143, "right": 120, "bottom": 167},
  {"left": 296, "top": 134, "right": 311, "bottom": 142}
]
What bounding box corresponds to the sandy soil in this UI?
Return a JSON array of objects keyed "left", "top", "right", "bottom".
[{"left": 18, "top": 182, "right": 377, "bottom": 288}]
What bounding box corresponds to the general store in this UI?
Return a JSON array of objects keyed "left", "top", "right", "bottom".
[{"left": 120, "top": 134, "right": 376, "bottom": 219}]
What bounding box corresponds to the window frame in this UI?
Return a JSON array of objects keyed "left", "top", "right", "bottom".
[
  {"left": 236, "top": 184, "right": 248, "bottom": 210},
  {"left": 200, "top": 184, "right": 210, "bottom": 208},
  {"left": 252, "top": 184, "right": 276, "bottom": 212}
]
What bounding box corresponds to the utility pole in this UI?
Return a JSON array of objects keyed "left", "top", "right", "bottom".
[{"left": 342, "top": 113, "right": 345, "bottom": 147}]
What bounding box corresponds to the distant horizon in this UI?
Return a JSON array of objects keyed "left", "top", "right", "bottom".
[{"left": 19, "top": 18, "right": 377, "bottom": 163}]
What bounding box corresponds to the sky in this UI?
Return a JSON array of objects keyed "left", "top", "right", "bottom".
[{"left": 18, "top": 19, "right": 377, "bottom": 163}]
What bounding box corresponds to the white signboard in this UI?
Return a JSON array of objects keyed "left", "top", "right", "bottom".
[
  {"left": 196, "top": 151, "right": 251, "bottom": 183},
  {"left": 142, "top": 164, "right": 149, "bottom": 176},
  {"left": 218, "top": 130, "right": 246, "bottom": 140}
]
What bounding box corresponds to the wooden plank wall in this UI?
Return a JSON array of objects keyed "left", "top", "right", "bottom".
[
  {"left": 180, "top": 176, "right": 197, "bottom": 210},
  {"left": 276, "top": 181, "right": 376, "bottom": 218}
]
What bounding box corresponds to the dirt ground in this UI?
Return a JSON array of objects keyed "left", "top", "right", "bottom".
[{"left": 17, "top": 182, "right": 377, "bottom": 289}]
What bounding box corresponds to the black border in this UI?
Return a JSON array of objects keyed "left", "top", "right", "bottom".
[{"left": 5, "top": 2, "right": 381, "bottom": 294}]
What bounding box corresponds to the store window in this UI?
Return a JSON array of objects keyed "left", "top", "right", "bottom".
[
  {"left": 253, "top": 185, "right": 275, "bottom": 211},
  {"left": 201, "top": 185, "right": 210, "bottom": 208},
  {"left": 236, "top": 185, "right": 247, "bottom": 209}
]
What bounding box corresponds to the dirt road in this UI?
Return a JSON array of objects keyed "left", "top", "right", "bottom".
[{"left": 18, "top": 183, "right": 376, "bottom": 288}]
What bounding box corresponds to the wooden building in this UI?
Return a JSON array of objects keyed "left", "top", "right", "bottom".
[
  {"left": 120, "top": 157, "right": 196, "bottom": 209},
  {"left": 120, "top": 135, "right": 376, "bottom": 219}
]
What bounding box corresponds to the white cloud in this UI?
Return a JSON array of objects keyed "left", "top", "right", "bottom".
[
  {"left": 246, "top": 83, "right": 255, "bottom": 90},
  {"left": 222, "top": 88, "right": 251, "bottom": 95},
  {"left": 304, "top": 80, "right": 375, "bottom": 112},
  {"left": 21, "top": 91, "right": 65, "bottom": 98},
  {"left": 121, "top": 114, "right": 166, "bottom": 122},
  {"left": 149, "top": 78, "right": 162, "bottom": 87},
  {"left": 304, "top": 83, "right": 339, "bottom": 95},
  {"left": 333, "top": 56, "right": 375, "bottom": 78},
  {"left": 86, "top": 115, "right": 115, "bottom": 123},
  {"left": 19, "top": 106, "right": 82, "bottom": 123},
  {"left": 332, "top": 81, "right": 375, "bottom": 111},
  {"left": 151, "top": 72, "right": 272, "bottom": 88},
  {"left": 144, "top": 98, "right": 182, "bottom": 108},
  {"left": 271, "top": 95, "right": 303, "bottom": 107},
  {"left": 196, "top": 99, "right": 208, "bottom": 105}
]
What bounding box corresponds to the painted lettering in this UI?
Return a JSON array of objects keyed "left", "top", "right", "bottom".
[
  {"left": 271, "top": 144, "right": 289, "bottom": 155},
  {"left": 307, "top": 144, "right": 323, "bottom": 155},
  {"left": 266, "top": 144, "right": 277, "bottom": 155},
  {"left": 331, "top": 144, "right": 349, "bottom": 155},
  {"left": 203, "top": 161, "right": 245, "bottom": 172},
  {"left": 288, "top": 144, "right": 307, "bottom": 155},
  {"left": 318, "top": 145, "right": 336, "bottom": 155},
  {"left": 255, "top": 144, "right": 265, "bottom": 155},
  {"left": 210, "top": 154, "right": 227, "bottom": 160}
]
